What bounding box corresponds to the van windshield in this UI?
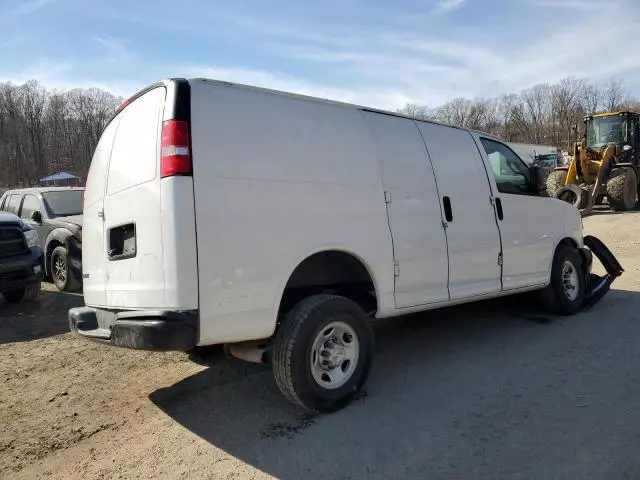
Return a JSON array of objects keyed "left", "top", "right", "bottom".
[{"left": 43, "top": 190, "right": 84, "bottom": 217}]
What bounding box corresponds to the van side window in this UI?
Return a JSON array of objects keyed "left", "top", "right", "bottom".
[{"left": 480, "top": 138, "right": 531, "bottom": 195}]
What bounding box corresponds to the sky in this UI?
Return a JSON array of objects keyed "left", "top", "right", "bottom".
[{"left": 0, "top": 0, "right": 639, "bottom": 109}]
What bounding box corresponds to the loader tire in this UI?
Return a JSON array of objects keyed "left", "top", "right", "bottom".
[
  {"left": 606, "top": 168, "right": 637, "bottom": 211},
  {"left": 546, "top": 170, "right": 568, "bottom": 198}
]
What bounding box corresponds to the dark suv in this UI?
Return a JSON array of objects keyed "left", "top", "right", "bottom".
[
  {"left": 0, "top": 187, "right": 83, "bottom": 291},
  {"left": 0, "top": 212, "right": 43, "bottom": 303}
]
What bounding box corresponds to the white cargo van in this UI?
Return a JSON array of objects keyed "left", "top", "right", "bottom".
[{"left": 69, "top": 78, "right": 622, "bottom": 412}]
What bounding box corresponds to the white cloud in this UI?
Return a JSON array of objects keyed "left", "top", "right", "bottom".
[
  {"left": 531, "top": 0, "right": 602, "bottom": 9},
  {"left": 437, "top": 0, "right": 468, "bottom": 12},
  {"left": 0, "top": 36, "right": 24, "bottom": 48},
  {"left": 0, "top": 61, "right": 73, "bottom": 86},
  {"left": 184, "top": 66, "right": 413, "bottom": 109},
  {"left": 4, "top": 0, "right": 56, "bottom": 19},
  {"left": 1, "top": 0, "right": 638, "bottom": 111},
  {"left": 235, "top": 0, "right": 639, "bottom": 107},
  {"left": 94, "top": 36, "right": 134, "bottom": 64}
]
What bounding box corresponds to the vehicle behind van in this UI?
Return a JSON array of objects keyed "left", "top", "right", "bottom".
[{"left": 69, "top": 79, "right": 621, "bottom": 412}]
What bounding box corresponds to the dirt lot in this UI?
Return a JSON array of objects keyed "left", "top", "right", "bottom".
[{"left": 2, "top": 211, "right": 640, "bottom": 480}]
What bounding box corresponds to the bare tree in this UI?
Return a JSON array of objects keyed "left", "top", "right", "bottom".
[
  {"left": 395, "top": 103, "right": 431, "bottom": 120},
  {"left": 0, "top": 81, "right": 120, "bottom": 187},
  {"left": 602, "top": 78, "right": 628, "bottom": 112},
  {"left": 395, "top": 76, "right": 638, "bottom": 151}
]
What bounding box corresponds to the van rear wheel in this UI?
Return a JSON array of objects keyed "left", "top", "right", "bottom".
[{"left": 273, "top": 294, "right": 373, "bottom": 412}]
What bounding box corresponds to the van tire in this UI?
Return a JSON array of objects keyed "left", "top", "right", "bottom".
[
  {"left": 3, "top": 282, "right": 40, "bottom": 304},
  {"left": 51, "top": 246, "right": 81, "bottom": 292},
  {"left": 273, "top": 294, "right": 373, "bottom": 412},
  {"left": 541, "top": 246, "right": 585, "bottom": 315}
]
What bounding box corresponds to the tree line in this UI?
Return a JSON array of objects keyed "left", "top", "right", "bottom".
[
  {"left": 397, "top": 77, "right": 640, "bottom": 151},
  {"left": 0, "top": 80, "right": 121, "bottom": 187},
  {"left": 1, "top": 76, "right": 638, "bottom": 187}
]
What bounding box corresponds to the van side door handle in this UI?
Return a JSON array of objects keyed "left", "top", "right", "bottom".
[
  {"left": 495, "top": 198, "right": 504, "bottom": 220},
  {"left": 443, "top": 196, "right": 453, "bottom": 222}
]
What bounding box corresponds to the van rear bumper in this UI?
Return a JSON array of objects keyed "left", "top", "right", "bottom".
[{"left": 68, "top": 307, "right": 198, "bottom": 351}]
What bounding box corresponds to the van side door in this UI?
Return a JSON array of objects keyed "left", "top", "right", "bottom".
[
  {"left": 362, "top": 112, "right": 449, "bottom": 307},
  {"left": 415, "top": 123, "right": 502, "bottom": 299},
  {"left": 474, "top": 136, "right": 553, "bottom": 289}
]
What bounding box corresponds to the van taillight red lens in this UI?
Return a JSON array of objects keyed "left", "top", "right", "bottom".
[{"left": 161, "top": 120, "right": 192, "bottom": 177}]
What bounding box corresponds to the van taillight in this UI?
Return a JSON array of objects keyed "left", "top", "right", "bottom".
[{"left": 161, "top": 120, "right": 192, "bottom": 177}]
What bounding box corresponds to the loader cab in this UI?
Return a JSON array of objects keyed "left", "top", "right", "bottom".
[{"left": 585, "top": 112, "right": 640, "bottom": 164}]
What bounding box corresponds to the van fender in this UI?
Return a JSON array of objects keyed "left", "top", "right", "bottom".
[
  {"left": 273, "top": 246, "right": 386, "bottom": 322},
  {"left": 580, "top": 235, "right": 623, "bottom": 309}
]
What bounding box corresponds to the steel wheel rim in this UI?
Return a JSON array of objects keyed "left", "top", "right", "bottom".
[
  {"left": 310, "top": 321, "right": 359, "bottom": 390},
  {"left": 54, "top": 253, "right": 67, "bottom": 284},
  {"left": 562, "top": 260, "right": 579, "bottom": 301}
]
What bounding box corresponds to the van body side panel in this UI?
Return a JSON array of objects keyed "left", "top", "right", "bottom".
[
  {"left": 189, "top": 81, "right": 394, "bottom": 345},
  {"left": 361, "top": 111, "right": 449, "bottom": 307},
  {"left": 415, "top": 122, "right": 502, "bottom": 299}
]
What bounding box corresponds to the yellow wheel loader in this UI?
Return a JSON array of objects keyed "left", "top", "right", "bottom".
[{"left": 547, "top": 111, "right": 640, "bottom": 214}]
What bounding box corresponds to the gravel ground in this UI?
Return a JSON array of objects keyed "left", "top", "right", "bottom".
[{"left": 1, "top": 211, "right": 640, "bottom": 480}]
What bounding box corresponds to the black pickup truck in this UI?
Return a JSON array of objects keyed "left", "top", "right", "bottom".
[{"left": 0, "top": 212, "right": 43, "bottom": 303}]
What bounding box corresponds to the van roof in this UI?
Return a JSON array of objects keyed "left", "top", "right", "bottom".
[
  {"left": 122, "top": 78, "right": 475, "bottom": 135},
  {"left": 121, "top": 78, "right": 508, "bottom": 143},
  {"left": 190, "top": 77, "right": 468, "bottom": 130}
]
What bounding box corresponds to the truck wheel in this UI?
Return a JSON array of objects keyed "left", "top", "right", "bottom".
[
  {"left": 541, "top": 246, "right": 585, "bottom": 315},
  {"left": 3, "top": 282, "right": 40, "bottom": 304},
  {"left": 546, "top": 170, "right": 568, "bottom": 198},
  {"left": 606, "top": 168, "right": 637, "bottom": 211},
  {"left": 51, "top": 246, "right": 81, "bottom": 291},
  {"left": 273, "top": 294, "right": 373, "bottom": 412}
]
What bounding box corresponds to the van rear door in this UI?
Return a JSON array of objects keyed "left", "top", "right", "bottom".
[
  {"left": 83, "top": 116, "right": 120, "bottom": 307},
  {"left": 102, "top": 87, "right": 166, "bottom": 308}
]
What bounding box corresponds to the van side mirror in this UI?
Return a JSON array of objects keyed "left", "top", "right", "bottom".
[
  {"left": 31, "top": 211, "right": 42, "bottom": 224},
  {"left": 529, "top": 165, "right": 547, "bottom": 194}
]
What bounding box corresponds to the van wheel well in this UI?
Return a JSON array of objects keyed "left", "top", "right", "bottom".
[
  {"left": 554, "top": 237, "right": 590, "bottom": 270},
  {"left": 557, "top": 238, "right": 578, "bottom": 250},
  {"left": 278, "top": 251, "right": 377, "bottom": 324}
]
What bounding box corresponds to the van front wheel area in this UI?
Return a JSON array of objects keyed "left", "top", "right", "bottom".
[
  {"left": 273, "top": 294, "right": 373, "bottom": 412},
  {"left": 541, "top": 245, "right": 585, "bottom": 315}
]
